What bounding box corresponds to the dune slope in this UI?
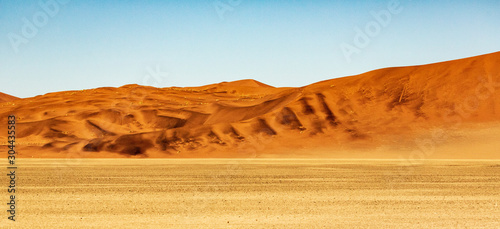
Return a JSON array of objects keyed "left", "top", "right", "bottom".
[
  {"left": 1, "top": 52, "right": 499, "bottom": 158},
  {"left": 0, "top": 92, "right": 19, "bottom": 103}
]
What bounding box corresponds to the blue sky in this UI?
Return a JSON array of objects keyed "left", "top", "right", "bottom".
[{"left": 1, "top": 0, "right": 500, "bottom": 98}]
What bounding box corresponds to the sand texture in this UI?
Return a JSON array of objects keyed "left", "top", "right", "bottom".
[
  {"left": 1, "top": 159, "right": 499, "bottom": 228},
  {"left": 0, "top": 92, "right": 18, "bottom": 103}
]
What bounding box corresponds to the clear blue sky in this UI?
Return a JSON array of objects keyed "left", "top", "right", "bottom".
[{"left": 1, "top": 0, "right": 499, "bottom": 98}]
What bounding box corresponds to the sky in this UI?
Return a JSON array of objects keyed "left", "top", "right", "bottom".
[{"left": 1, "top": 0, "right": 500, "bottom": 98}]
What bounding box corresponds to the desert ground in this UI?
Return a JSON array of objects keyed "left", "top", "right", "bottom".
[{"left": 1, "top": 158, "right": 499, "bottom": 228}]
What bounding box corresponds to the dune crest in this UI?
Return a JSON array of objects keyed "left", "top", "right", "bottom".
[
  {"left": 1, "top": 52, "right": 500, "bottom": 158},
  {"left": 0, "top": 92, "right": 19, "bottom": 103}
]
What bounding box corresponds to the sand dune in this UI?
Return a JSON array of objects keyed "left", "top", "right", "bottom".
[
  {"left": 1, "top": 52, "right": 499, "bottom": 158},
  {"left": 0, "top": 92, "right": 19, "bottom": 103}
]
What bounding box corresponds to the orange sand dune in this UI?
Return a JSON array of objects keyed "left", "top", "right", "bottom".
[
  {"left": 1, "top": 52, "right": 499, "bottom": 158},
  {"left": 0, "top": 92, "right": 19, "bottom": 103}
]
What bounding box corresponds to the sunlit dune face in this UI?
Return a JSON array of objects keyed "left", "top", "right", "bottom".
[{"left": 0, "top": 52, "right": 499, "bottom": 158}]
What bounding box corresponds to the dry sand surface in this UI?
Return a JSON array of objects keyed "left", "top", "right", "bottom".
[
  {"left": 0, "top": 92, "right": 18, "bottom": 103},
  {"left": 2, "top": 159, "right": 499, "bottom": 228}
]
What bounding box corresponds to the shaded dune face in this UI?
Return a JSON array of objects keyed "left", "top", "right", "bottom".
[{"left": 1, "top": 52, "right": 500, "bottom": 157}]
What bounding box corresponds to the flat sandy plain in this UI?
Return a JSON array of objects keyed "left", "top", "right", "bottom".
[{"left": 2, "top": 159, "right": 500, "bottom": 228}]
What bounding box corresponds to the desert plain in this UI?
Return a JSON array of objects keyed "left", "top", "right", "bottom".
[{"left": 0, "top": 159, "right": 499, "bottom": 228}]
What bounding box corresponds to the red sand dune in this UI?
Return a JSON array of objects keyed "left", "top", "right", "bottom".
[
  {"left": 1, "top": 52, "right": 500, "bottom": 158},
  {"left": 0, "top": 92, "right": 19, "bottom": 103}
]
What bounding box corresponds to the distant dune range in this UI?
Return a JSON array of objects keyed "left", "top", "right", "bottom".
[{"left": 1, "top": 52, "right": 500, "bottom": 158}]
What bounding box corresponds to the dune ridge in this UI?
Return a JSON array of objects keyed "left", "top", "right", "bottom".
[
  {"left": 1, "top": 52, "right": 500, "bottom": 158},
  {"left": 0, "top": 92, "right": 19, "bottom": 103}
]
